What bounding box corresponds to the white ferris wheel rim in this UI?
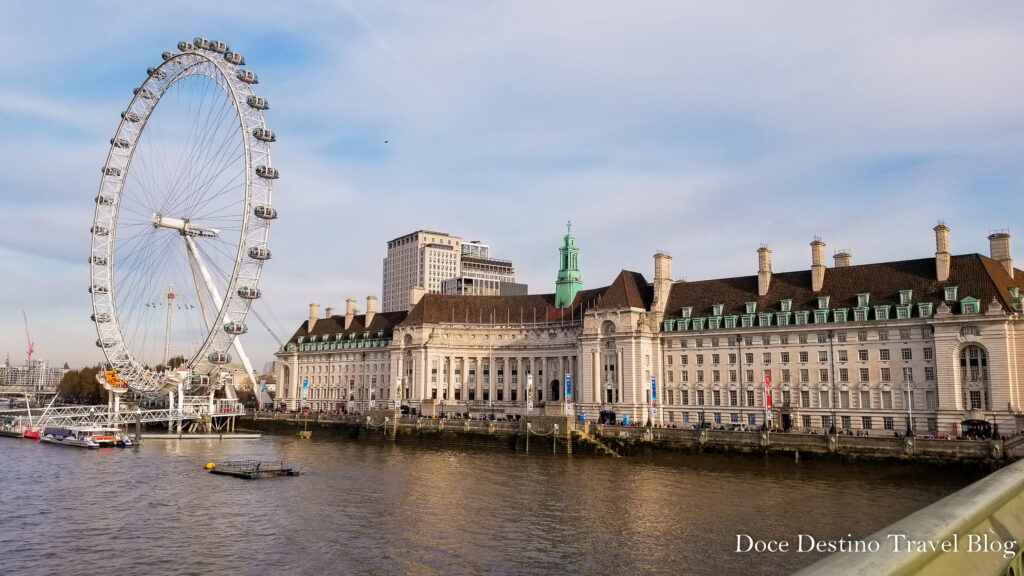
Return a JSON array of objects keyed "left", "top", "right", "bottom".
[{"left": 89, "top": 40, "right": 275, "bottom": 394}]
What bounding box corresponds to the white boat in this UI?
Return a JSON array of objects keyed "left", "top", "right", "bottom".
[{"left": 39, "top": 425, "right": 133, "bottom": 449}]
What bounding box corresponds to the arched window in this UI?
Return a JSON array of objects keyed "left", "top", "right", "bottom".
[{"left": 960, "top": 345, "right": 989, "bottom": 410}]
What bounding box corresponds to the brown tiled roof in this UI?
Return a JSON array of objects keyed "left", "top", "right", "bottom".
[
  {"left": 403, "top": 287, "right": 606, "bottom": 326},
  {"left": 285, "top": 310, "right": 408, "bottom": 345},
  {"left": 593, "top": 270, "right": 651, "bottom": 310},
  {"left": 663, "top": 254, "right": 1024, "bottom": 319}
]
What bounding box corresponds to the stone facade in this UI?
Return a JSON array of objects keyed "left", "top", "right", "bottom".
[{"left": 278, "top": 226, "right": 1024, "bottom": 438}]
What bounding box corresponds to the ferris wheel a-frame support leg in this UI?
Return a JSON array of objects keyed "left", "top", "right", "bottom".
[{"left": 184, "top": 236, "right": 259, "bottom": 390}]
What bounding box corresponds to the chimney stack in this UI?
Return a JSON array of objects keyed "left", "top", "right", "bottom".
[
  {"left": 834, "top": 250, "right": 852, "bottom": 268},
  {"left": 811, "top": 238, "right": 826, "bottom": 292},
  {"left": 365, "top": 295, "right": 378, "bottom": 327},
  {"left": 325, "top": 307, "right": 334, "bottom": 318},
  {"left": 345, "top": 298, "right": 357, "bottom": 329},
  {"left": 989, "top": 231, "right": 1013, "bottom": 279},
  {"left": 308, "top": 303, "right": 320, "bottom": 332},
  {"left": 652, "top": 253, "right": 672, "bottom": 311},
  {"left": 409, "top": 286, "right": 426, "bottom": 311},
  {"left": 757, "top": 245, "right": 772, "bottom": 296},
  {"left": 934, "top": 223, "right": 951, "bottom": 282}
]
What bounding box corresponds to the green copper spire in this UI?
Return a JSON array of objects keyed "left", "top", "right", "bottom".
[{"left": 555, "top": 221, "right": 582, "bottom": 309}]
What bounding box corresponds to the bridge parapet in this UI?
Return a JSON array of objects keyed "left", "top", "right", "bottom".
[{"left": 795, "top": 458, "right": 1024, "bottom": 575}]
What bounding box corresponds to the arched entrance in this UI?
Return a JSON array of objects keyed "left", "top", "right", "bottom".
[{"left": 960, "top": 345, "right": 990, "bottom": 411}]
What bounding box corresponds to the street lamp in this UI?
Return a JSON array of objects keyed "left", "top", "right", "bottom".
[{"left": 827, "top": 330, "right": 837, "bottom": 434}]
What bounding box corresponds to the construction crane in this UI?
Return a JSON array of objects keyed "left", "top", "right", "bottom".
[{"left": 23, "top": 311, "right": 34, "bottom": 365}]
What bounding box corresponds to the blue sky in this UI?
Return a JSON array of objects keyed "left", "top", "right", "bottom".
[{"left": 1, "top": 1, "right": 1023, "bottom": 367}]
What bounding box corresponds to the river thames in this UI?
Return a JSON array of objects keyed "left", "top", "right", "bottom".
[{"left": 0, "top": 434, "right": 985, "bottom": 575}]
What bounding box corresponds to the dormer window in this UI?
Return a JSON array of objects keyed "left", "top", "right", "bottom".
[
  {"left": 297, "top": 336, "right": 305, "bottom": 344},
  {"left": 712, "top": 304, "right": 724, "bottom": 316},
  {"left": 899, "top": 290, "right": 913, "bottom": 306},
  {"left": 663, "top": 320, "right": 675, "bottom": 332},
  {"left": 681, "top": 306, "right": 693, "bottom": 319},
  {"left": 896, "top": 306, "right": 911, "bottom": 320},
  {"left": 857, "top": 293, "right": 870, "bottom": 308},
  {"left": 944, "top": 286, "right": 958, "bottom": 301},
  {"left": 814, "top": 310, "right": 829, "bottom": 324},
  {"left": 874, "top": 305, "right": 891, "bottom": 320},
  {"left": 745, "top": 302, "right": 757, "bottom": 314},
  {"left": 692, "top": 317, "right": 707, "bottom": 330},
  {"left": 708, "top": 317, "right": 721, "bottom": 330},
  {"left": 758, "top": 313, "right": 772, "bottom": 327},
  {"left": 780, "top": 299, "right": 792, "bottom": 313},
  {"left": 794, "top": 311, "right": 810, "bottom": 326},
  {"left": 817, "top": 295, "right": 830, "bottom": 309},
  {"left": 917, "top": 303, "right": 933, "bottom": 318},
  {"left": 723, "top": 316, "right": 737, "bottom": 329},
  {"left": 741, "top": 315, "right": 754, "bottom": 328},
  {"left": 776, "top": 312, "right": 791, "bottom": 326},
  {"left": 833, "top": 308, "right": 848, "bottom": 323},
  {"left": 1010, "top": 287, "right": 1021, "bottom": 300},
  {"left": 960, "top": 297, "right": 980, "bottom": 315},
  {"left": 854, "top": 308, "right": 869, "bottom": 322}
]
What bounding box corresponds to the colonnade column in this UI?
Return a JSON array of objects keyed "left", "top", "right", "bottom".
[{"left": 617, "top": 347, "right": 624, "bottom": 405}]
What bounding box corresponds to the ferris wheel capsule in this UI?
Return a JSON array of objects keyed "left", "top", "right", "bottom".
[
  {"left": 255, "top": 165, "right": 278, "bottom": 179},
  {"left": 246, "top": 95, "right": 269, "bottom": 110},
  {"left": 95, "top": 194, "right": 114, "bottom": 206},
  {"left": 252, "top": 128, "right": 275, "bottom": 142},
  {"left": 253, "top": 205, "right": 277, "bottom": 219},
  {"left": 91, "top": 313, "right": 111, "bottom": 323},
  {"left": 247, "top": 246, "right": 271, "bottom": 260},
  {"left": 103, "top": 166, "right": 122, "bottom": 177},
  {"left": 177, "top": 41, "right": 196, "bottom": 52},
  {"left": 161, "top": 51, "right": 175, "bottom": 61},
  {"left": 236, "top": 70, "right": 258, "bottom": 84},
  {"left": 237, "top": 286, "right": 262, "bottom": 299},
  {"left": 208, "top": 351, "right": 232, "bottom": 364},
  {"left": 223, "top": 322, "right": 247, "bottom": 335},
  {"left": 91, "top": 225, "right": 110, "bottom": 236},
  {"left": 224, "top": 51, "right": 245, "bottom": 66},
  {"left": 110, "top": 137, "right": 130, "bottom": 148},
  {"left": 121, "top": 111, "right": 141, "bottom": 123},
  {"left": 90, "top": 256, "right": 108, "bottom": 266},
  {"left": 146, "top": 67, "right": 166, "bottom": 79},
  {"left": 88, "top": 285, "right": 109, "bottom": 295},
  {"left": 133, "top": 87, "right": 154, "bottom": 99},
  {"left": 96, "top": 339, "right": 115, "bottom": 348},
  {"left": 193, "top": 37, "right": 212, "bottom": 50},
  {"left": 209, "top": 40, "right": 228, "bottom": 54}
]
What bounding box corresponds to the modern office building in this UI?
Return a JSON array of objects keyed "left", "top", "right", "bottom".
[
  {"left": 382, "top": 232, "right": 525, "bottom": 312},
  {"left": 279, "top": 224, "right": 1024, "bottom": 439}
]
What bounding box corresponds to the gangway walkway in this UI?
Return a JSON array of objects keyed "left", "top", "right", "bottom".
[{"left": 0, "top": 401, "right": 245, "bottom": 428}]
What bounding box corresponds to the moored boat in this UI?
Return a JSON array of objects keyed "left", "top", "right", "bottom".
[{"left": 40, "top": 425, "right": 132, "bottom": 449}]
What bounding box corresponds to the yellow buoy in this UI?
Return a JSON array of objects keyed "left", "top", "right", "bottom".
[{"left": 205, "top": 462, "right": 216, "bottom": 469}]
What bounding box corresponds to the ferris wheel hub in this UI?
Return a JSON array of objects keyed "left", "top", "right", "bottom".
[{"left": 151, "top": 213, "right": 220, "bottom": 238}]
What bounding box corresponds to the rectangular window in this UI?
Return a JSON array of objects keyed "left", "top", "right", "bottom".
[
  {"left": 903, "top": 367, "right": 914, "bottom": 383},
  {"left": 803, "top": 415, "right": 812, "bottom": 428},
  {"left": 745, "top": 353, "right": 754, "bottom": 365},
  {"left": 860, "top": 390, "right": 870, "bottom": 408},
  {"left": 970, "top": 390, "right": 982, "bottom": 409},
  {"left": 729, "top": 370, "right": 737, "bottom": 383},
  {"left": 667, "top": 355, "right": 673, "bottom": 365},
  {"left": 800, "top": 369, "right": 809, "bottom": 383},
  {"left": 881, "top": 368, "right": 891, "bottom": 382},
  {"left": 880, "top": 349, "right": 890, "bottom": 361},
  {"left": 901, "top": 348, "right": 912, "bottom": 361},
  {"left": 882, "top": 391, "right": 893, "bottom": 409},
  {"left": 817, "top": 334, "right": 828, "bottom": 344},
  {"left": 681, "top": 355, "right": 688, "bottom": 365},
  {"left": 926, "top": 390, "right": 937, "bottom": 410},
  {"left": 859, "top": 368, "right": 869, "bottom": 382},
  {"left": 899, "top": 328, "right": 912, "bottom": 340},
  {"left": 781, "top": 352, "right": 790, "bottom": 363},
  {"left": 782, "top": 390, "right": 791, "bottom": 406},
  {"left": 681, "top": 371, "right": 689, "bottom": 382},
  {"left": 925, "top": 367, "right": 935, "bottom": 381},
  {"left": 799, "top": 334, "right": 808, "bottom": 344},
  {"left": 747, "top": 390, "right": 755, "bottom": 406},
  {"left": 800, "top": 351, "right": 809, "bottom": 363},
  {"left": 668, "top": 371, "right": 675, "bottom": 382},
  {"left": 762, "top": 336, "right": 771, "bottom": 345},
  {"left": 729, "top": 390, "right": 738, "bottom": 406},
  {"left": 924, "top": 347, "right": 934, "bottom": 361},
  {"left": 762, "top": 352, "right": 771, "bottom": 364},
  {"left": 878, "top": 330, "right": 889, "bottom": 341},
  {"left": 745, "top": 370, "right": 754, "bottom": 383},
  {"left": 838, "top": 350, "right": 848, "bottom": 362},
  {"left": 858, "top": 349, "right": 868, "bottom": 361},
  {"left": 729, "top": 353, "right": 737, "bottom": 364},
  {"left": 782, "top": 369, "right": 791, "bottom": 383},
  {"left": 819, "top": 369, "right": 829, "bottom": 382},
  {"left": 822, "top": 416, "right": 832, "bottom": 429},
  {"left": 819, "top": 390, "right": 830, "bottom": 407},
  {"left": 801, "top": 390, "right": 810, "bottom": 407},
  {"left": 858, "top": 331, "right": 868, "bottom": 342},
  {"left": 712, "top": 353, "right": 720, "bottom": 365},
  {"left": 818, "top": 351, "right": 828, "bottom": 362},
  {"left": 697, "top": 390, "right": 705, "bottom": 405},
  {"left": 713, "top": 370, "right": 721, "bottom": 383},
  {"left": 748, "top": 414, "right": 757, "bottom": 426},
  {"left": 696, "top": 354, "right": 704, "bottom": 366},
  {"left": 839, "top": 368, "right": 849, "bottom": 382},
  {"left": 713, "top": 390, "right": 721, "bottom": 406},
  {"left": 681, "top": 390, "right": 689, "bottom": 405},
  {"left": 841, "top": 415, "right": 851, "bottom": 429},
  {"left": 862, "top": 416, "right": 873, "bottom": 430},
  {"left": 697, "top": 371, "right": 705, "bottom": 383}
]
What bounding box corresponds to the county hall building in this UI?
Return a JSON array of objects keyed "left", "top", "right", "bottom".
[{"left": 275, "top": 224, "right": 1024, "bottom": 437}]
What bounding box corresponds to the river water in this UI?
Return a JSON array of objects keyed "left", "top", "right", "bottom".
[{"left": 0, "top": 433, "right": 984, "bottom": 575}]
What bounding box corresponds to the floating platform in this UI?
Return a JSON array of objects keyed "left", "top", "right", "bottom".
[
  {"left": 207, "top": 459, "right": 300, "bottom": 479},
  {"left": 143, "top": 433, "right": 262, "bottom": 440}
]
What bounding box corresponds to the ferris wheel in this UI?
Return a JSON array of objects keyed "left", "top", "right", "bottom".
[{"left": 89, "top": 37, "right": 278, "bottom": 394}]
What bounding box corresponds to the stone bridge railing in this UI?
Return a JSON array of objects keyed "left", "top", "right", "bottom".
[{"left": 795, "top": 457, "right": 1024, "bottom": 575}]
